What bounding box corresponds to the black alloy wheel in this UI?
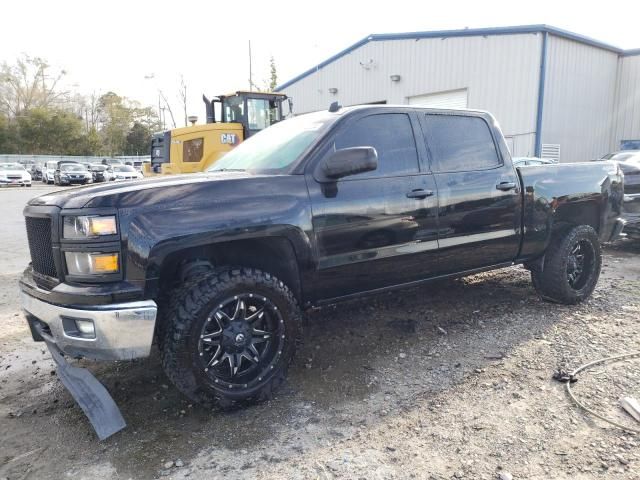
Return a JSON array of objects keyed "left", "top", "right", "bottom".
[
  {"left": 160, "top": 267, "right": 301, "bottom": 407},
  {"left": 197, "top": 293, "right": 286, "bottom": 389},
  {"left": 566, "top": 240, "right": 595, "bottom": 290},
  {"left": 530, "top": 224, "right": 601, "bottom": 304}
]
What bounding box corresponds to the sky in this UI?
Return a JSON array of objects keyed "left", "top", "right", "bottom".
[{"left": 1, "top": 0, "right": 639, "bottom": 127}]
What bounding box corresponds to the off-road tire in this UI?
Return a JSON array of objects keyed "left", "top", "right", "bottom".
[
  {"left": 160, "top": 267, "right": 301, "bottom": 408},
  {"left": 531, "top": 225, "right": 601, "bottom": 304},
  {"left": 154, "top": 262, "right": 217, "bottom": 353}
]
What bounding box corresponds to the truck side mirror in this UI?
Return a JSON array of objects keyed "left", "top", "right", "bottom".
[{"left": 318, "top": 147, "right": 378, "bottom": 181}]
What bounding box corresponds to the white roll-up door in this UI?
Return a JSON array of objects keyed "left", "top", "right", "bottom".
[{"left": 408, "top": 89, "right": 468, "bottom": 109}]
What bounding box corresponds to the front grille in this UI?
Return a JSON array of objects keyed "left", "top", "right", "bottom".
[{"left": 25, "top": 217, "right": 58, "bottom": 278}]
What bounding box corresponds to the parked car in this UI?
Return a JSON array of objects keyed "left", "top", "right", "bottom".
[
  {"left": 30, "top": 165, "right": 43, "bottom": 181},
  {"left": 624, "top": 196, "right": 640, "bottom": 241},
  {"left": 0, "top": 163, "right": 31, "bottom": 187},
  {"left": 512, "top": 157, "right": 556, "bottom": 167},
  {"left": 42, "top": 160, "right": 58, "bottom": 184},
  {"left": 599, "top": 151, "right": 640, "bottom": 240},
  {"left": 110, "top": 164, "right": 143, "bottom": 181},
  {"left": 89, "top": 164, "right": 111, "bottom": 183},
  {"left": 101, "top": 158, "right": 123, "bottom": 167},
  {"left": 132, "top": 159, "right": 146, "bottom": 171},
  {"left": 600, "top": 150, "right": 640, "bottom": 195},
  {"left": 54, "top": 162, "right": 93, "bottom": 186},
  {"left": 19, "top": 106, "right": 625, "bottom": 438}
]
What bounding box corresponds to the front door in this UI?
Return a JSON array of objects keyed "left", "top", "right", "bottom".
[{"left": 306, "top": 111, "right": 440, "bottom": 301}]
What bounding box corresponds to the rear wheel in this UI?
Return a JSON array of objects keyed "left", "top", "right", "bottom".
[
  {"left": 160, "top": 267, "right": 301, "bottom": 408},
  {"left": 531, "top": 225, "right": 601, "bottom": 304}
]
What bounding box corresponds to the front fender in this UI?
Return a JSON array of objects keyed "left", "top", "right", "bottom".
[{"left": 122, "top": 187, "right": 314, "bottom": 290}]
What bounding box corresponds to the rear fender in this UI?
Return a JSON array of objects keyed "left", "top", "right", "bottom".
[{"left": 518, "top": 161, "right": 623, "bottom": 260}]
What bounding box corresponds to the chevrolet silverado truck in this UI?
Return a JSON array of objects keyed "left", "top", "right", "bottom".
[{"left": 20, "top": 105, "right": 625, "bottom": 437}]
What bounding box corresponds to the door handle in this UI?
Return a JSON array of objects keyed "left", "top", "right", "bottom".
[
  {"left": 406, "top": 189, "right": 434, "bottom": 199},
  {"left": 496, "top": 181, "right": 517, "bottom": 191}
]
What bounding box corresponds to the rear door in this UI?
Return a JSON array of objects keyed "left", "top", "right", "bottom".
[
  {"left": 419, "top": 113, "right": 521, "bottom": 272},
  {"left": 306, "top": 111, "right": 440, "bottom": 300}
]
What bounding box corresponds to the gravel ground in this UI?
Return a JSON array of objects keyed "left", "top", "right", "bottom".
[{"left": 1, "top": 185, "right": 639, "bottom": 479}]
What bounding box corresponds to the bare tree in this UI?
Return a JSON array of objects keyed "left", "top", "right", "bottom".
[
  {"left": 178, "top": 75, "right": 188, "bottom": 127},
  {"left": 158, "top": 90, "right": 176, "bottom": 129},
  {"left": 85, "top": 92, "right": 101, "bottom": 131},
  {"left": 0, "top": 54, "right": 69, "bottom": 117}
]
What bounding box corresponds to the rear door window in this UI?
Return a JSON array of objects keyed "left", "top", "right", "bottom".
[
  {"left": 334, "top": 113, "right": 419, "bottom": 178},
  {"left": 423, "top": 115, "right": 501, "bottom": 172}
]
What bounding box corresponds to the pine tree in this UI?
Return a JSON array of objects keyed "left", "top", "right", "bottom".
[{"left": 269, "top": 57, "right": 278, "bottom": 92}]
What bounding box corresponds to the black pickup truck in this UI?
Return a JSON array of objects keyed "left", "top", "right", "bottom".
[{"left": 20, "top": 105, "right": 625, "bottom": 431}]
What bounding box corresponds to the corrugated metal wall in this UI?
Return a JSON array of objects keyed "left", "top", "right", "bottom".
[
  {"left": 282, "top": 33, "right": 542, "bottom": 157},
  {"left": 540, "top": 35, "right": 620, "bottom": 162},
  {"left": 612, "top": 54, "right": 640, "bottom": 149}
]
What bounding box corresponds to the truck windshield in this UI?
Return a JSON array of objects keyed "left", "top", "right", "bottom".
[{"left": 209, "top": 111, "right": 333, "bottom": 173}]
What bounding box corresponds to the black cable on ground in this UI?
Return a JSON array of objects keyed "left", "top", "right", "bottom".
[{"left": 563, "top": 352, "right": 640, "bottom": 434}]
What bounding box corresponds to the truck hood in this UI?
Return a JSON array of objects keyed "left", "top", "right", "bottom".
[{"left": 28, "top": 172, "right": 253, "bottom": 209}]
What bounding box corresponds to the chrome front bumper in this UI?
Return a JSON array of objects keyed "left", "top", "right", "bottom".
[{"left": 21, "top": 292, "right": 157, "bottom": 361}]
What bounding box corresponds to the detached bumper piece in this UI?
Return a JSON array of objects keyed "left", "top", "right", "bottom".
[
  {"left": 20, "top": 292, "right": 157, "bottom": 440},
  {"left": 43, "top": 335, "right": 126, "bottom": 440}
]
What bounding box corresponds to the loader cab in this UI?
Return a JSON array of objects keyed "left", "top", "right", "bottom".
[
  {"left": 217, "top": 91, "right": 290, "bottom": 138},
  {"left": 147, "top": 91, "right": 292, "bottom": 175}
]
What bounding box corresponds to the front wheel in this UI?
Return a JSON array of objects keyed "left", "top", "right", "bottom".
[
  {"left": 531, "top": 225, "right": 601, "bottom": 304},
  {"left": 160, "top": 267, "right": 301, "bottom": 408}
]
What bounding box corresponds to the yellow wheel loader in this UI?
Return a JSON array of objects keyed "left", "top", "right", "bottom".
[{"left": 147, "top": 91, "right": 291, "bottom": 175}]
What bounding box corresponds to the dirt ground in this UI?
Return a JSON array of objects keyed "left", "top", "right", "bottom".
[{"left": 1, "top": 186, "right": 640, "bottom": 480}]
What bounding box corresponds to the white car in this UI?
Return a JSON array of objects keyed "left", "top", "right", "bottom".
[
  {"left": 42, "top": 160, "right": 58, "bottom": 184},
  {"left": 110, "top": 164, "right": 144, "bottom": 181},
  {"left": 0, "top": 163, "right": 32, "bottom": 187}
]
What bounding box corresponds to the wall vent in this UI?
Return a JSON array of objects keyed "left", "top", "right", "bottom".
[{"left": 541, "top": 144, "right": 561, "bottom": 162}]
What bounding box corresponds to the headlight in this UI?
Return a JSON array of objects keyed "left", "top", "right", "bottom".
[
  {"left": 63, "top": 215, "right": 118, "bottom": 239},
  {"left": 65, "top": 252, "right": 119, "bottom": 275}
]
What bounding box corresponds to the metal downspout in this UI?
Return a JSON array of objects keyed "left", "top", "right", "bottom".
[{"left": 535, "top": 32, "right": 548, "bottom": 157}]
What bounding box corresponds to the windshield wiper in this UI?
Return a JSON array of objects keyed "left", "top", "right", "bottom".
[{"left": 213, "top": 168, "right": 246, "bottom": 172}]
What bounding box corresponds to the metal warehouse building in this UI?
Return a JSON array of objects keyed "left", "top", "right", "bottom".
[{"left": 277, "top": 25, "right": 640, "bottom": 163}]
